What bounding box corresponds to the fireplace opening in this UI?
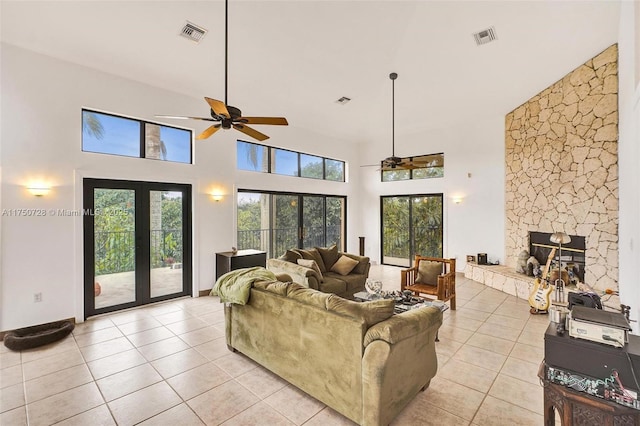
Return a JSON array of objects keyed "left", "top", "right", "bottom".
[{"left": 529, "top": 231, "right": 586, "bottom": 283}]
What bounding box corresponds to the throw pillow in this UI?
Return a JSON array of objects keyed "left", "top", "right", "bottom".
[
  {"left": 331, "top": 255, "right": 359, "bottom": 276},
  {"left": 415, "top": 260, "right": 442, "bottom": 285},
  {"left": 298, "top": 248, "right": 327, "bottom": 273},
  {"left": 326, "top": 295, "right": 395, "bottom": 327},
  {"left": 279, "top": 249, "right": 302, "bottom": 264},
  {"left": 297, "top": 258, "right": 324, "bottom": 282},
  {"left": 316, "top": 244, "right": 340, "bottom": 271}
]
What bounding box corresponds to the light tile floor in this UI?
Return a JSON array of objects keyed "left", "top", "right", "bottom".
[{"left": 1, "top": 265, "right": 547, "bottom": 425}]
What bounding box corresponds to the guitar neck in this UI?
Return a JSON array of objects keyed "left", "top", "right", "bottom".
[{"left": 542, "top": 248, "right": 557, "bottom": 281}]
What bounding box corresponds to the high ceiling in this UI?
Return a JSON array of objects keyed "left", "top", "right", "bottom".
[{"left": 1, "top": 1, "right": 621, "bottom": 144}]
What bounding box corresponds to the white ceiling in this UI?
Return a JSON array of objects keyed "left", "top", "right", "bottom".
[{"left": 1, "top": 1, "right": 621, "bottom": 146}]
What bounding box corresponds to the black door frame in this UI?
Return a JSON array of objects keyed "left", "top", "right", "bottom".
[{"left": 83, "top": 178, "right": 192, "bottom": 318}]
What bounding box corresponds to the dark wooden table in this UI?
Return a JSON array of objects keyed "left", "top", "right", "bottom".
[
  {"left": 539, "top": 366, "right": 640, "bottom": 425},
  {"left": 215, "top": 249, "right": 266, "bottom": 280}
]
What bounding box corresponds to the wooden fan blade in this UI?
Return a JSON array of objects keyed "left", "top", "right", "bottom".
[
  {"left": 204, "top": 97, "right": 230, "bottom": 118},
  {"left": 156, "top": 115, "right": 218, "bottom": 122},
  {"left": 233, "top": 124, "right": 269, "bottom": 141},
  {"left": 238, "top": 117, "right": 288, "bottom": 126},
  {"left": 196, "top": 124, "right": 221, "bottom": 140}
]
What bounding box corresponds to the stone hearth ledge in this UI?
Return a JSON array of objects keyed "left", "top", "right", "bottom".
[
  {"left": 465, "top": 262, "right": 535, "bottom": 300},
  {"left": 465, "top": 262, "right": 622, "bottom": 312}
]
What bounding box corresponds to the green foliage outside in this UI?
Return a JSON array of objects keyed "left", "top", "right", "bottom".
[
  {"left": 237, "top": 188, "right": 344, "bottom": 258},
  {"left": 382, "top": 195, "right": 443, "bottom": 263},
  {"left": 94, "top": 190, "right": 183, "bottom": 274}
]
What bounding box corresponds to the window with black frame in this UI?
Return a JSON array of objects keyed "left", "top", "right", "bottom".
[
  {"left": 236, "top": 140, "right": 345, "bottom": 182},
  {"left": 382, "top": 153, "right": 444, "bottom": 182},
  {"left": 82, "top": 109, "right": 192, "bottom": 164}
]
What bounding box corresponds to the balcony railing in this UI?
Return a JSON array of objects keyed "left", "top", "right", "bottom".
[
  {"left": 237, "top": 226, "right": 342, "bottom": 258},
  {"left": 94, "top": 229, "right": 182, "bottom": 275}
]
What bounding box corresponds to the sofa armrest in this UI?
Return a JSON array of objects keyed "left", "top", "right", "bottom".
[
  {"left": 266, "top": 258, "right": 320, "bottom": 290},
  {"left": 363, "top": 306, "right": 442, "bottom": 347},
  {"left": 361, "top": 307, "right": 443, "bottom": 426}
]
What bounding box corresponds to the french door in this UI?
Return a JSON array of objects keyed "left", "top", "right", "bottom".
[
  {"left": 83, "top": 179, "right": 192, "bottom": 318},
  {"left": 381, "top": 194, "right": 443, "bottom": 267}
]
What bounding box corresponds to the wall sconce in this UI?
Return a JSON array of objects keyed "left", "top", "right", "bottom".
[
  {"left": 27, "top": 184, "right": 51, "bottom": 197},
  {"left": 210, "top": 191, "right": 224, "bottom": 202},
  {"left": 452, "top": 196, "right": 463, "bottom": 205}
]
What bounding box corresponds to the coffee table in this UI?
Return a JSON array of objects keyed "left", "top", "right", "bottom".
[
  {"left": 354, "top": 291, "right": 448, "bottom": 313},
  {"left": 353, "top": 291, "right": 448, "bottom": 341}
]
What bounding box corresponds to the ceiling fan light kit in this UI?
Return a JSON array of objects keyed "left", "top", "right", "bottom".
[{"left": 156, "top": 0, "right": 288, "bottom": 141}]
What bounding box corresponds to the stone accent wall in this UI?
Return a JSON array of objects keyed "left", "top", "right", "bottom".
[{"left": 505, "top": 44, "right": 619, "bottom": 292}]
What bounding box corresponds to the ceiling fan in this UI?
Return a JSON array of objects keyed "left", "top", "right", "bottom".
[
  {"left": 156, "top": 0, "right": 288, "bottom": 141},
  {"left": 362, "top": 72, "right": 433, "bottom": 171}
]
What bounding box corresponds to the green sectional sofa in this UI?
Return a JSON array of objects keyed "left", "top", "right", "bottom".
[
  {"left": 224, "top": 279, "right": 443, "bottom": 426},
  {"left": 266, "top": 245, "right": 370, "bottom": 299}
]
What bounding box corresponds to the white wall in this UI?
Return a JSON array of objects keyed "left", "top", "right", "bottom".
[
  {"left": 617, "top": 1, "right": 640, "bottom": 328},
  {"left": 0, "top": 44, "right": 360, "bottom": 330},
  {"left": 357, "top": 117, "right": 505, "bottom": 271}
]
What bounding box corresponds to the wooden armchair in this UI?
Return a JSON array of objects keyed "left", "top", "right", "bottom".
[{"left": 401, "top": 256, "right": 456, "bottom": 310}]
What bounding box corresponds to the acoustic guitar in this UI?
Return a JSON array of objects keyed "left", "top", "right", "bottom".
[{"left": 528, "top": 248, "right": 557, "bottom": 314}]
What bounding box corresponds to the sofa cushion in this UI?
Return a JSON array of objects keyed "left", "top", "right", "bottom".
[
  {"left": 297, "top": 248, "right": 327, "bottom": 273},
  {"left": 341, "top": 253, "right": 370, "bottom": 275},
  {"left": 279, "top": 249, "right": 302, "bottom": 263},
  {"left": 316, "top": 244, "right": 340, "bottom": 271},
  {"left": 318, "top": 276, "right": 347, "bottom": 295},
  {"left": 326, "top": 272, "right": 365, "bottom": 293},
  {"left": 416, "top": 260, "right": 442, "bottom": 285},
  {"left": 287, "top": 285, "right": 331, "bottom": 310},
  {"left": 326, "top": 295, "right": 395, "bottom": 328},
  {"left": 331, "top": 255, "right": 359, "bottom": 276},
  {"left": 297, "top": 259, "right": 324, "bottom": 282}
]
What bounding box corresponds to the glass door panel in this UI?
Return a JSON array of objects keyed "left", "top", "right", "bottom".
[
  {"left": 381, "top": 196, "right": 411, "bottom": 267},
  {"left": 150, "top": 190, "right": 184, "bottom": 298},
  {"left": 381, "top": 194, "right": 443, "bottom": 267},
  {"left": 272, "top": 194, "right": 299, "bottom": 256},
  {"left": 93, "top": 188, "right": 136, "bottom": 310},
  {"left": 302, "top": 196, "right": 324, "bottom": 248},
  {"left": 326, "top": 197, "right": 344, "bottom": 248},
  {"left": 237, "top": 191, "right": 346, "bottom": 257},
  {"left": 412, "top": 195, "right": 443, "bottom": 258}
]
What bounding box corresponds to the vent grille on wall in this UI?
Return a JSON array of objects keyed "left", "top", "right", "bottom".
[
  {"left": 179, "top": 22, "right": 207, "bottom": 43},
  {"left": 473, "top": 26, "right": 497, "bottom": 46}
]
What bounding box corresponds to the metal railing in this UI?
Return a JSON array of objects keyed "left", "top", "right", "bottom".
[
  {"left": 237, "top": 226, "right": 342, "bottom": 258},
  {"left": 94, "top": 229, "right": 182, "bottom": 275}
]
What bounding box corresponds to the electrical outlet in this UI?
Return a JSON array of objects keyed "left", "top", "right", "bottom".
[{"left": 34, "top": 292, "right": 42, "bottom": 303}]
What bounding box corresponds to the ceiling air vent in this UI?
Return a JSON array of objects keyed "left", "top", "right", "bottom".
[
  {"left": 336, "top": 96, "right": 351, "bottom": 105},
  {"left": 179, "top": 21, "right": 207, "bottom": 43},
  {"left": 473, "top": 26, "right": 497, "bottom": 46}
]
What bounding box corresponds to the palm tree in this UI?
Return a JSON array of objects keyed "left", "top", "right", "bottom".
[
  {"left": 145, "top": 124, "right": 167, "bottom": 160},
  {"left": 82, "top": 111, "right": 105, "bottom": 139}
]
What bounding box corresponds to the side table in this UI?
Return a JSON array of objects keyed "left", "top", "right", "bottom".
[{"left": 215, "top": 249, "right": 267, "bottom": 280}]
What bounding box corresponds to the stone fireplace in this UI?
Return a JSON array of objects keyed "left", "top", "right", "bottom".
[
  {"left": 505, "top": 44, "right": 619, "bottom": 293},
  {"left": 529, "top": 231, "right": 586, "bottom": 283}
]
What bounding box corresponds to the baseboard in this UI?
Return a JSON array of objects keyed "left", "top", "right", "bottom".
[
  {"left": 0, "top": 317, "right": 76, "bottom": 341},
  {"left": 199, "top": 289, "right": 212, "bottom": 297}
]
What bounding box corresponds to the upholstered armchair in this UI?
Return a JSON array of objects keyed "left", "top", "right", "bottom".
[{"left": 401, "top": 256, "right": 456, "bottom": 310}]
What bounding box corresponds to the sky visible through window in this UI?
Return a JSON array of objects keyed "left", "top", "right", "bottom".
[{"left": 82, "top": 111, "right": 191, "bottom": 163}]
